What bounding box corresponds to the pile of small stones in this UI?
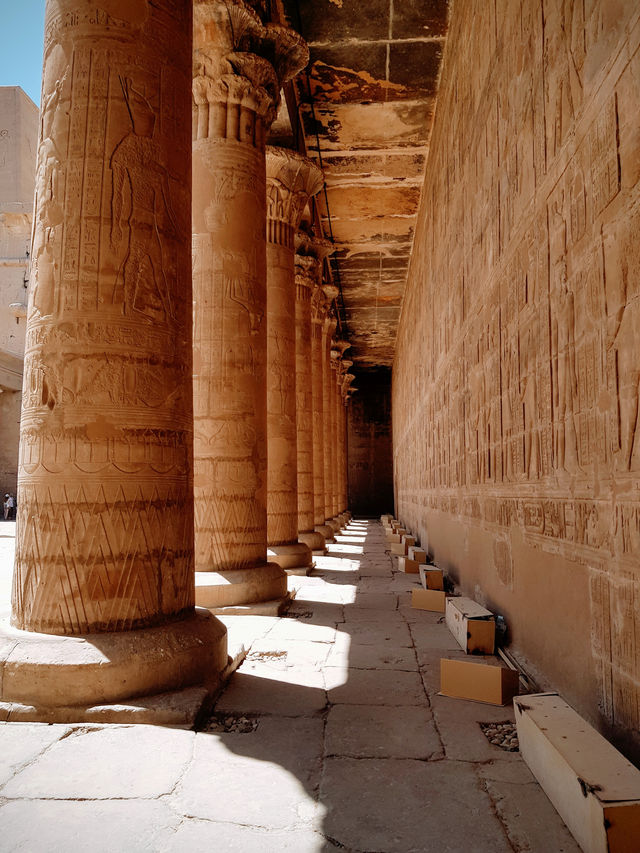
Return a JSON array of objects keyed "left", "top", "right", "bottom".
[
  {"left": 480, "top": 721, "right": 519, "bottom": 751},
  {"left": 205, "top": 714, "right": 259, "bottom": 734}
]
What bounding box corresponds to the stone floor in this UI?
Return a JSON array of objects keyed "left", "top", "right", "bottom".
[{"left": 0, "top": 518, "right": 580, "bottom": 852}]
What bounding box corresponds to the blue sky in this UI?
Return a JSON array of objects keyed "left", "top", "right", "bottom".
[{"left": 0, "top": 1, "right": 45, "bottom": 105}]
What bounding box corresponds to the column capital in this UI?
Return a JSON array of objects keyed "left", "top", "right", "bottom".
[
  {"left": 322, "top": 282, "right": 340, "bottom": 303},
  {"left": 311, "top": 285, "right": 329, "bottom": 324},
  {"left": 295, "top": 253, "right": 319, "bottom": 297},
  {"left": 296, "top": 229, "right": 335, "bottom": 264},
  {"left": 266, "top": 147, "right": 323, "bottom": 247},
  {"left": 193, "top": 0, "right": 309, "bottom": 140}
]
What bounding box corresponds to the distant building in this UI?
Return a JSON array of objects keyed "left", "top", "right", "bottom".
[{"left": 0, "top": 87, "right": 38, "bottom": 497}]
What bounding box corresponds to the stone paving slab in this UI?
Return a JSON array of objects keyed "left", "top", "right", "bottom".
[
  {"left": 165, "top": 819, "right": 327, "bottom": 852},
  {"left": 325, "top": 705, "right": 440, "bottom": 759},
  {"left": 0, "top": 799, "right": 181, "bottom": 853},
  {"left": 319, "top": 757, "right": 513, "bottom": 853},
  {"left": 0, "top": 725, "right": 194, "bottom": 800},
  {"left": 174, "top": 718, "right": 323, "bottom": 831},
  {"left": 477, "top": 761, "right": 581, "bottom": 852},
  {"left": 215, "top": 668, "right": 328, "bottom": 716},
  {"left": 325, "top": 666, "right": 425, "bottom": 705},
  {"left": 0, "top": 722, "right": 72, "bottom": 786},
  {"left": 326, "top": 638, "right": 418, "bottom": 671},
  {"left": 429, "top": 693, "right": 519, "bottom": 763}
]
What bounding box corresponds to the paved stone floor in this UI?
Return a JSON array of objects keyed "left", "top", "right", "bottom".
[{"left": 0, "top": 518, "right": 580, "bottom": 852}]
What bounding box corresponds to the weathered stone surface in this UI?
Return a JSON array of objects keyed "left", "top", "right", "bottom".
[
  {"left": 0, "top": 800, "right": 181, "bottom": 853},
  {"left": 175, "top": 718, "right": 323, "bottom": 829},
  {"left": 325, "top": 666, "right": 425, "bottom": 705},
  {"left": 319, "top": 757, "right": 512, "bottom": 853},
  {"left": 393, "top": 0, "right": 640, "bottom": 760},
  {"left": 325, "top": 704, "right": 440, "bottom": 759},
  {"left": 0, "top": 722, "right": 71, "bottom": 786},
  {"left": 166, "top": 820, "right": 326, "bottom": 853},
  {"left": 1, "top": 725, "right": 194, "bottom": 799}
]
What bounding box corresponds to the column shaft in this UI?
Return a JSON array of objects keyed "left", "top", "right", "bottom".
[
  {"left": 295, "top": 254, "right": 325, "bottom": 553},
  {"left": 1, "top": 0, "right": 226, "bottom": 713},
  {"left": 311, "top": 289, "right": 333, "bottom": 542},
  {"left": 192, "top": 2, "right": 308, "bottom": 609},
  {"left": 265, "top": 147, "right": 322, "bottom": 574}
]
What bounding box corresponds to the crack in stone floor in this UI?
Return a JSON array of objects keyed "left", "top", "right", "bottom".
[{"left": 0, "top": 520, "right": 581, "bottom": 851}]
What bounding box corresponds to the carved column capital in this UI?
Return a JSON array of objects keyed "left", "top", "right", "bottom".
[
  {"left": 295, "top": 254, "right": 318, "bottom": 301},
  {"left": 311, "top": 285, "right": 329, "bottom": 325},
  {"left": 193, "top": 0, "right": 309, "bottom": 143},
  {"left": 266, "top": 147, "right": 324, "bottom": 248}
]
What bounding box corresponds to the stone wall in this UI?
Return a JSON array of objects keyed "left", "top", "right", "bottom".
[
  {"left": 348, "top": 368, "right": 393, "bottom": 516},
  {"left": 393, "top": 0, "right": 640, "bottom": 759},
  {"left": 0, "top": 87, "right": 38, "bottom": 497}
]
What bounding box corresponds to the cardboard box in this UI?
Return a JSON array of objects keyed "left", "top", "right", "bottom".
[
  {"left": 445, "top": 597, "right": 495, "bottom": 654},
  {"left": 402, "top": 535, "right": 416, "bottom": 547},
  {"left": 386, "top": 533, "right": 402, "bottom": 544},
  {"left": 395, "top": 528, "right": 408, "bottom": 537},
  {"left": 380, "top": 514, "right": 393, "bottom": 522},
  {"left": 419, "top": 565, "right": 444, "bottom": 590},
  {"left": 440, "top": 658, "right": 519, "bottom": 705},
  {"left": 411, "top": 588, "right": 446, "bottom": 612},
  {"left": 391, "top": 542, "right": 408, "bottom": 556},
  {"left": 407, "top": 547, "right": 427, "bottom": 564},
  {"left": 514, "top": 693, "right": 640, "bottom": 853},
  {"left": 398, "top": 556, "right": 420, "bottom": 574}
]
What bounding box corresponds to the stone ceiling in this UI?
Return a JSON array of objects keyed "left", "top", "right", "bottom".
[{"left": 279, "top": 0, "right": 450, "bottom": 367}]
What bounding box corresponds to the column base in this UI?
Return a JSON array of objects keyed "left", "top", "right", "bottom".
[
  {"left": 315, "top": 523, "right": 335, "bottom": 543},
  {"left": 327, "top": 517, "right": 343, "bottom": 533},
  {"left": 267, "top": 542, "right": 313, "bottom": 575},
  {"left": 196, "top": 563, "right": 287, "bottom": 610},
  {"left": 298, "top": 529, "right": 327, "bottom": 554},
  {"left": 207, "top": 594, "right": 292, "bottom": 617},
  {"left": 0, "top": 608, "right": 227, "bottom": 718}
]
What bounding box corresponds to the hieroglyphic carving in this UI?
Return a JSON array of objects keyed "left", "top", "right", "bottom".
[
  {"left": 13, "top": 0, "right": 194, "bottom": 635},
  {"left": 265, "top": 148, "right": 322, "bottom": 559},
  {"left": 393, "top": 0, "right": 640, "bottom": 748}
]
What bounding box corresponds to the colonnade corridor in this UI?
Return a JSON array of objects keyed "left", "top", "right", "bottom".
[{"left": 0, "top": 519, "right": 578, "bottom": 852}]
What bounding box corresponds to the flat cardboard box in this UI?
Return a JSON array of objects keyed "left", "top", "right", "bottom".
[
  {"left": 411, "top": 588, "right": 446, "bottom": 612},
  {"left": 391, "top": 542, "right": 408, "bottom": 556},
  {"left": 395, "top": 528, "right": 408, "bottom": 537},
  {"left": 440, "top": 658, "right": 519, "bottom": 705},
  {"left": 445, "top": 597, "right": 495, "bottom": 654},
  {"left": 407, "top": 547, "right": 427, "bottom": 564},
  {"left": 387, "top": 533, "right": 402, "bottom": 544},
  {"left": 419, "top": 565, "right": 444, "bottom": 590},
  {"left": 514, "top": 693, "right": 640, "bottom": 853},
  {"left": 398, "top": 556, "right": 420, "bottom": 574},
  {"left": 402, "top": 535, "right": 417, "bottom": 547}
]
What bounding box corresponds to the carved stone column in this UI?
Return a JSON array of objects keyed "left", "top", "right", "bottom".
[
  {"left": 339, "top": 359, "right": 353, "bottom": 520},
  {"left": 330, "top": 346, "right": 341, "bottom": 521},
  {"left": 295, "top": 231, "right": 334, "bottom": 554},
  {"left": 0, "top": 0, "right": 227, "bottom": 716},
  {"left": 311, "top": 287, "right": 334, "bottom": 543},
  {"left": 333, "top": 340, "right": 351, "bottom": 523},
  {"left": 265, "top": 147, "right": 322, "bottom": 574},
  {"left": 192, "top": 1, "right": 308, "bottom": 609},
  {"left": 322, "top": 300, "right": 341, "bottom": 533}
]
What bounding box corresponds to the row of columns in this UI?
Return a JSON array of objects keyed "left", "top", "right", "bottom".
[{"left": 0, "top": 0, "right": 352, "bottom": 714}]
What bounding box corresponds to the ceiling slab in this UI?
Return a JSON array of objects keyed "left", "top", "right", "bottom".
[{"left": 282, "top": 0, "right": 450, "bottom": 368}]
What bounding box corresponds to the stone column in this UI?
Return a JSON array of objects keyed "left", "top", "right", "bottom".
[
  {"left": 265, "top": 147, "right": 322, "bottom": 574},
  {"left": 311, "top": 286, "right": 334, "bottom": 543},
  {"left": 0, "top": 0, "right": 227, "bottom": 715},
  {"left": 192, "top": 1, "right": 308, "bottom": 610},
  {"left": 295, "top": 231, "right": 334, "bottom": 554},
  {"left": 322, "top": 301, "right": 341, "bottom": 533},
  {"left": 339, "top": 359, "right": 353, "bottom": 520},
  {"left": 330, "top": 346, "right": 341, "bottom": 521},
  {"left": 333, "top": 341, "right": 351, "bottom": 523}
]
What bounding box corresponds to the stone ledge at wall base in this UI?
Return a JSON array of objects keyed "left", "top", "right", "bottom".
[
  {"left": 195, "top": 564, "right": 289, "bottom": 614},
  {"left": 327, "top": 517, "right": 343, "bottom": 534},
  {"left": 298, "top": 529, "right": 326, "bottom": 555},
  {"left": 515, "top": 693, "right": 640, "bottom": 853},
  {"left": 0, "top": 609, "right": 228, "bottom": 726},
  {"left": 267, "top": 542, "right": 313, "bottom": 576},
  {"left": 315, "top": 523, "right": 335, "bottom": 543}
]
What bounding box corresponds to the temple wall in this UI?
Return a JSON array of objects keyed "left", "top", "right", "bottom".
[
  {"left": 393, "top": 0, "right": 640, "bottom": 759},
  {"left": 348, "top": 368, "right": 393, "bottom": 516}
]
